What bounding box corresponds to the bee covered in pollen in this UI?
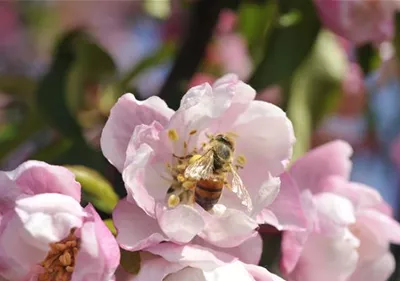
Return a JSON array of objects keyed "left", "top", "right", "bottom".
[{"left": 184, "top": 133, "right": 252, "bottom": 212}]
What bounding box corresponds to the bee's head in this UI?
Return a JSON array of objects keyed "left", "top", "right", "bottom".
[{"left": 215, "top": 134, "right": 235, "bottom": 150}]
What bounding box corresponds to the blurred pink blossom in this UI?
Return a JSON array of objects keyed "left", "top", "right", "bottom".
[
  {"left": 342, "top": 63, "right": 364, "bottom": 97},
  {"left": 102, "top": 74, "right": 296, "bottom": 250},
  {"left": 256, "top": 85, "right": 282, "bottom": 106},
  {"left": 314, "top": 0, "right": 399, "bottom": 45},
  {"left": 0, "top": 161, "right": 120, "bottom": 281},
  {"left": 280, "top": 141, "right": 400, "bottom": 281},
  {"left": 126, "top": 243, "right": 284, "bottom": 281},
  {"left": 390, "top": 134, "right": 400, "bottom": 169},
  {"left": 216, "top": 9, "right": 237, "bottom": 34},
  {"left": 188, "top": 73, "right": 216, "bottom": 89},
  {"left": 216, "top": 34, "right": 253, "bottom": 80}
]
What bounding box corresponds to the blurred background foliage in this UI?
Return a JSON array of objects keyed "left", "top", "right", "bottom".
[{"left": 1, "top": 0, "right": 400, "bottom": 279}]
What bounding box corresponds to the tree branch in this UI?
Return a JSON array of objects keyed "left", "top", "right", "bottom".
[{"left": 158, "top": 0, "right": 240, "bottom": 110}]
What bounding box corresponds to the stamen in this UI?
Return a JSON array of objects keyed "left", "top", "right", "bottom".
[
  {"left": 189, "top": 130, "right": 197, "bottom": 135},
  {"left": 236, "top": 155, "right": 247, "bottom": 166},
  {"left": 38, "top": 228, "right": 80, "bottom": 281},
  {"left": 177, "top": 174, "right": 186, "bottom": 183},
  {"left": 167, "top": 194, "right": 180, "bottom": 208},
  {"left": 189, "top": 154, "right": 202, "bottom": 164},
  {"left": 182, "top": 181, "right": 196, "bottom": 190},
  {"left": 168, "top": 129, "right": 179, "bottom": 141}
]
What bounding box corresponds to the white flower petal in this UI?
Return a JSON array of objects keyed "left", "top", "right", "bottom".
[{"left": 157, "top": 205, "right": 205, "bottom": 243}]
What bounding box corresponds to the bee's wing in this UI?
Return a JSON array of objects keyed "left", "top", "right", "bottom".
[
  {"left": 229, "top": 164, "right": 253, "bottom": 211},
  {"left": 184, "top": 150, "right": 214, "bottom": 180}
]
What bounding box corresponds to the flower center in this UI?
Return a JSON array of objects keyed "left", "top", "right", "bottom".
[
  {"left": 37, "top": 228, "right": 80, "bottom": 281},
  {"left": 165, "top": 130, "right": 247, "bottom": 210}
]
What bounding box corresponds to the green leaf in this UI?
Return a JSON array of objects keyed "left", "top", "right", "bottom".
[
  {"left": 35, "top": 30, "right": 85, "bottom": 140},
  {"left": 66, "top": 33, "right": 116, "bottom": 115},
  {"left": 103, "top": 219, "right": 117, "bottom": 236},
  {"left": 249, "top": 0, "right": 320, "bottom": 91},
  {"left": 238, "top": 1, "right": 277, "bottom": 46},
  {"left": 287, "top": 31, "right": 347, "bottom": 160},
  {"left": 65, "top": 165, "right": 119, "bottom": 214},
  {"left": 120, "top": 249, "right": 141, "bottom": 275}
]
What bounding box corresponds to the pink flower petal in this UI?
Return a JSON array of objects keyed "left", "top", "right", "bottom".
[
  {"left": 324, "top": 177, "right": 383, "bottom": 211},
  {"left": 146, "top": 243, "right": 235, "bottom": 271},
  {"left": 314, "top": 192, "right": 356, "bottom": 235},
  {"left": 8, "top": 160, "right": 81, "bottom": 202},
  {"left": 0, "top": 172, "right": 20, "bottom": 213},
  {"left": 280, "top": 190, "right": 317, "bottom": 274},
  {"left": 281, "top": 229, "right": 309, "bottom": 275},
  {"left": 156, "top": 204, "right": 205, "bottom": 244},
  {"left": 122, "top": 144, "right": 167, "bottom": 217},
  {"left": 72, "top": 204, "right": 119, "bottom": 281},
  {"left": 14, "top": 193, "right": 84, "bottom": 250},
  {"left": 124, "top": 121, "right": 166, "bottom": 168},
  {"left": 202, "top": 261, "right": 256, "bottom": 281},
  {"left": 357, "top": 209, "right": 400, "bottom": 247},
  {"left": 131, "top": 253, "right": 183, "bottom": 281},
  {"left": 164, "top": 267, "right": 206, "bottom": 281},
  {"left": 289, "top": 140, "right": 353, "bottom": 194},
  {"left": 199, "top": 208, "right": 258, "bottom": 247},
  {"left": 251, "top": 176, "right": 281, "bottom": 218},
  {"left": 232, "top": 100, "right": 295, "bottom": 178},
  {"left": 288, "top": 231, "right": 359, "bottom": 281},
  {"left": 348, "top": 252, "right": 395, "bottom": 281},
  {"left": 113, "top": 199, "right": 168, "bottom": 251},
  {"left": 101, "top": 94, "right": 173, "bottom": 171},
  {"left": 193, "top": 233, "right": 263, "bottom": 265},
  {"left": 0, "top": 212, "right": 47, "bottom": 280},
  {"left": 263, "top": 172, "right": 307, "bottom": 231},
  {"left": 244, "top": 264, "right": 286, "bottom": 281}
]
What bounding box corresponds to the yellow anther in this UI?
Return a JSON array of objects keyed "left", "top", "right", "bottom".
[
  {"left": 167, "top": 194, "right": 180, "bottom": 208},
  {"left": 189, "top": 154, "right": 202, "bottom": 164},
  {"left": 168, "top": 129, "right": 179, "bottom": 141},
  {"left": 182, "top": 180, "right": 196, "bottom": 189},
  {"left": 189, "top": 129, "right": 197, "bottom": 135},
  {"left": 237, "top": 155, "right": 247, "bottom": 166},
  {"left": 177, "top": 164, "right": 187, "bottom": 171},
  {"left": 177, "top": 174, "right": 186, "bottom": 182}
]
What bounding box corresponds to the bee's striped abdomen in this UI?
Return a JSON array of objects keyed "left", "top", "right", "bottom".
[{"left": 195, "top": 179, "right": 223, "bottom": 211}]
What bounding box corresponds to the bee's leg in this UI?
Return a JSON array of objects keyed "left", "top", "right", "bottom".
[
  {"left": 180, "top": 189, "right": 195, "bottom": 205},
  {"left": 205, "top": 132, "right": 215, "bottom": 140},
  {"left": 234, "top": 164, "right": 244, "bottom": 170},
  {"left": 172, "top": 153, "right": 193, "bottom": 160},
  {"left": 224, "top": 181, "right": 232, "bottom": 190}
]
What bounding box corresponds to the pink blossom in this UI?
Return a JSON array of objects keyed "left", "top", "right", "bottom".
[
  {"left": 102, "top": 74, "right": 295, "bottom": 249},
  {"left": 125, "top": 243, "right": 284, "bottom": 281},
  {"left": 215, "top": 34, "right": 253, "bottom": 80},
  {"left": 390, "top": 134, "right": 400, "bottom": 169},
  {"left": 280, "top": 141, "right": 400, "bottom": 281},
  {"left": 188, "top": 73, "right": 216, "bottom": 89},
  {"left": 314, "top": 0, "right": 399, "bottom": 45},
  {"left": 0, "top": 161, "right": 120, "bottom": 281},
  {"left": 256, "top": 85, "right": 282, "bottom": 106},
  {"left": 216, "top": 9, "right": 237, "bottom": 34}
]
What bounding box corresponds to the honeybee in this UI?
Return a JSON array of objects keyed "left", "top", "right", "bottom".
[{"left": 184, "top": 133, "right": 252, "bottom": 211}]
